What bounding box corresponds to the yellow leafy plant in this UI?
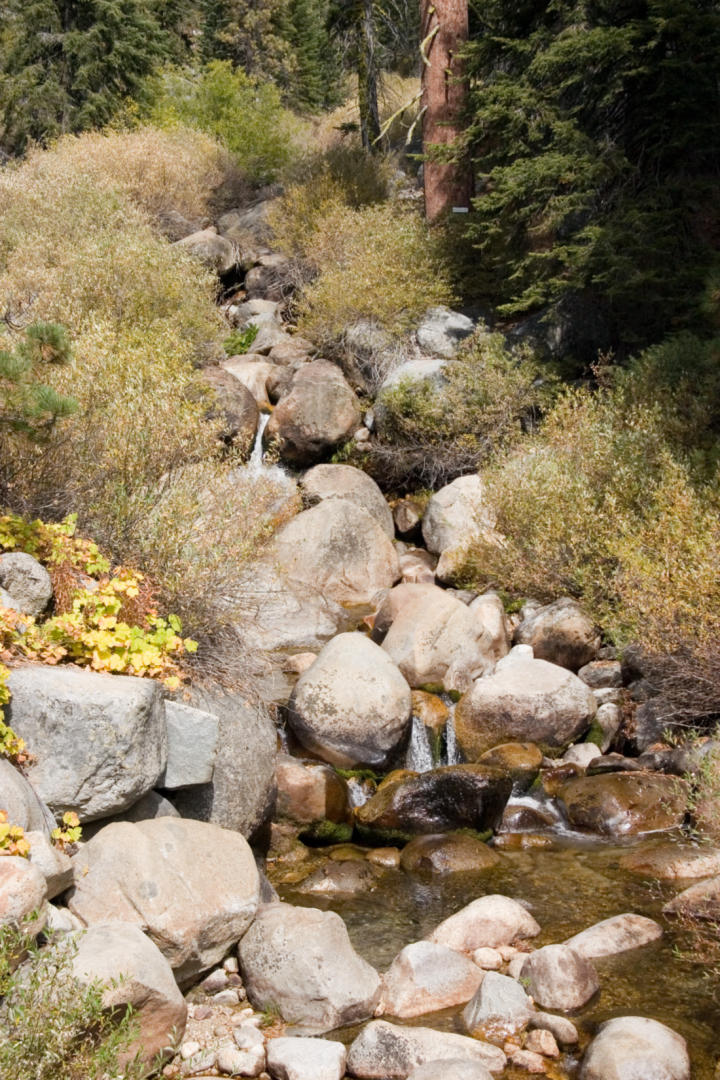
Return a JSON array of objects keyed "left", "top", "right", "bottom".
[
  {"left": 0, "top": 811, "right": 30, "bottom": 858},
  {"left": 0, "top": 662, "right": 28, "bottom": 765},
  {"left": 51, "top": 812, "right": 82, "bottom": 851},
  {"left": 0, "top": 513, "right": 110, "bottom": 576}
]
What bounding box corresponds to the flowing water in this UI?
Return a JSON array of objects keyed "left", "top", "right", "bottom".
[
  {"left": 248, "top": 411, "right": 271, "bottom": 475},
  {"left": 279, "top": 837, "right": 720, "bottom": 1077}
]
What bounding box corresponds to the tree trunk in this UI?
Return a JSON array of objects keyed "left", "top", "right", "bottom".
[
  {"left": 358, "top": 0, "right": 381, "bottom": 151},
  {"left": 421, "top": 0, "right": 471, "bottom": 220}
]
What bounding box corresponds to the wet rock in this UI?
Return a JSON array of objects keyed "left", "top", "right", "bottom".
[
  {"left": 161, "top": 701, "right": 219, "bottom": 790},
  {"left": 0, "top": 552, "right": 52, "bottom": 616},
  {"left": 558, "top": 772, "right": 687, "bottom": 837},
  {"left": 266, "top": 1036, "right": 346, "bottom": 1080},
  {"left": 586, "top": 754, "right": 643, "bottom": 775},
  {"left": 238, "top": 902, "right": 381, "bottom": 1034},
  {"left": 7, "top": 665, "right": 166, "bottom": 821},
  {"left": 355, "top": 766, "right": 511, "bottom": 839},
  {"left": 514, "top": 599, "right": 600, "bottom": 671},
  {"left": 520, "top": 945, "right": 599, "bottom": 1011},
  {"left": 288, "top": 633, "right": 411, "bottom": 769},
  {"left": 591, "top": 703, "right": 622, "bottom": 752},
  {"left": 382, "top": 587, "right": 495, "bottom": 694},
  {"left": 266, "top": 361, "right": 361, "bottom": 466},
  {"left": 579, "top": 1016, "right": 690, "bottom": 1080},
  {"left": 478, "top": 743, "right": 543, "bottom": 789},
  {"left": 428, "top": 894, "right": 540, "bottom": 954},
  {"left": 382, "top": 941, "right": 484, "bottom": 1018},
  {"left": 563, "top": 743, "right": 603, "bottom": 769},
  {"left": 276, "top": 755, "right": 349, "bottom": 824},
  {"left": 70, "top": 922, "right": 187, "bottom": 1066},
  {"left": 301, "top": 464, "right": 394, "bottom": 538},
  {"left": 463, "top": 971, "right": 534, "bottom": 1042},
  {"left": 455, "top": 657, "right": 597, "bottom": 759},
  {"left": 295, "top": 860, "right": 380, "bottom": 897},
  {"left": 565, "top": 913, "right": 662, "bottom": 958},
  {"left": 663, "top": 875, "right": 720, "bottom": 921},
  {"left": 400, "top": 833, "right": 501, "bottom": 875},
  {"left": 0, "top": 855, "right": 47, "bottom": 932},
  {"left": 69, "top": 818, "right": 260, "bottom": 985},
  {"left": 508, "top": 1048, "right": 545, "bottom": 1073},
  {"left": 528, "top": 1012, "right": 578, "bottom": 1046},
  {"left": 173, "top": 688, "right": 276, "bottom": 838},
  {"left": 347, "top": 1019, "right": 506, "bottom": 1078},
  {"left": 410, "top": 691, "right": 449, "bottom": 739},
  {"left": 0, "top": 757, "right": 54, "bottom": 834},
  {"left": 619, "top": 843, "right": 720, "bottom": 880},
  {"left": 271, "top": 499, "right": 400, "bottom": 608},
  {"left": 525, "top": 1029, "right": 560, "bottom": 1058},
  {"left": 367, "top": 846, "right": 401, "bottom": 868}
]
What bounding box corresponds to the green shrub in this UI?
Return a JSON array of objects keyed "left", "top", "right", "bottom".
[
  {"left": 361, "top": 331, "right": 553, "bottom": 488},
  {"left": 0, "top": 322, "right": 77, "bottom": 440},
  {"left": 224, "top": 325, "right": 260, "bottom": 355},
  {"left": 147, "top": 61, "right": 303, "bottom": 184},
  {"left": 0, "top": 926, "right": 149, "bottom": 1080}
]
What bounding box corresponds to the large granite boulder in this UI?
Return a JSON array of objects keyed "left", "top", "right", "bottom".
[
  {"left": 270, "top": 499, "right": 400, "bottom": 608},
  {"left": 301, "top": 464, "right": 394, "bottom": 538},
  {"left": 7, "top": 665, "right": 166, "bottom": 821},
  {"left": 175, "top": 227, "right": 236, "bottom": 274},
  {"left": 558, "top": 772, "right": 688, "bottom": 837},
  {"left": 381, "top": 941, "right": 484, "bottom": 1018},
  {"left": 347, "top": 1020, "right": 506, "bottom": 1078},
  {"left": 238, "top": 902, "right": 381, "bottom": 1034},
  {"left": 416, "top": 307, "right": 474, "bottom": 358},
  {"left": 463, "top": 971, "right": 534, "bottom": 1041},
  {"left": 579, "top": 1016, "right": 690, "bottom": 1080},
  {"left": 421, "top": 475, "right": 495, "bottom": 582},
  {"left": 68, "top": 817, "right": 260, "bottom": 985},
  {"left": 382, "top": 588, "right": 495, "bottom": 694},
  {"left": 161, "top": 700, "right": 219, "bottom": 790},
  {"left": 288, "top": 633, "right": 411, "bottom": 768},
  {"left": 201, "top": 367, "right": 259, "bottom": 452},
  {"left": 619, "top": 843, "right": 720, "bottom": 880},
  {"left": 514, "top": 598, "right": 600, "bottom": 671},
  {"left": 0, "top": 552, "right": 53, "bottom": 616},
  {"left": 455, "top": 656, "right": 597, "bottom": 759},
  {"left": 428, "top": 895, "right": 540, "bottom": 954},
  {"left": 266, "top": 361, "right": 361, "bottom": 466},
  {"left": 520, "top": 945, "right": 599, "bottom": 1011},
  {"left": 70, "top": 922, "right": 187, "bottom": 1065},
  {"left": 172, "top": 687, "right": 276, "bottom": 838},
  {"left": 222, "top": 356, "right": 276, "bottom": 409},
  {"left": 266, "top": 1037, "right": 347, "bottom": 1080},
  {"left": 355, "top": 766, "right": 511, "bottom": 839},
  {"left": 564, "top": 913, "right": 662, "bottom": 958}
]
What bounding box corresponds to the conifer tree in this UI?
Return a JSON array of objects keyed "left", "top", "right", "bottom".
[
  {"left": 0, "top": 0, "right": 167, "bottom": 154},
  {"left": 0, "top": 322, "right": 77, "bottom": 439}
]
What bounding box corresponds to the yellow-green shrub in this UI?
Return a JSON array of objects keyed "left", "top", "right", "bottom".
[
  {"left": 294, "top": 202, "right": 455, "bottom": 346},
  {"left": 460, "top": 385, "right": 720, "bottom": 650}
]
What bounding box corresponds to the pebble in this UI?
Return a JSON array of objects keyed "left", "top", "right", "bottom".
[
  {"left": 472, "top": 947, "right": 503, "bottom": 970},
  {"left": 217, "top": 1042, "right": 265, "bottom": 1077},
  {"left": 525, "top": 1029, "right": 559, "bottom": 1057},
  {"left": 234, "top": 1024, "right": 265, "bottom": 1050},
  {"left": 180, "top": 1041, "right": 201, "bottom": 1060},
  {"left": 213, "top": 989, "right": 240, "bottom": 1006},
  {"left": 498, "top": 945, "right": 519, "bottom": 961},
  {"left": 528, "top": 1011, "right": 579, "bottom": 1046},
  {"left": 180, "top": 1050, "right": 217, "bottom": 1076},
  {"left": 192, "top": 1005, "right": 214, "bottom": 1020},
  {"left": 224, "top": 955, "right": 240, "bottom": 973},
  {"left": 366, "top": 847, "right": 401, "bottom": 868},
  {"left": 201, "top": 969, "right": 230, "bottom": 993}
]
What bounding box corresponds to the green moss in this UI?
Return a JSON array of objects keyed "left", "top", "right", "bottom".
[
  {"left": 418, "top": 683, "right": 445, "bottom": 696},
  {"left": 585, "top": 719, "right": 606, "bottom": 748},
  {"left": 354, "top": 823, "right": 415, "bottom": 847},
  {"left": 336, "top": 767, "right": 382, "bottom": 784},
  {"left": 299, "top": 820, "right": 353, "bottom": 846}
]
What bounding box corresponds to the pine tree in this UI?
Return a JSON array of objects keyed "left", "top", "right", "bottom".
[
  {"left": 459, "top": 0, "right": 720, "bottom": 346},
  {"left": 287, "top": 0, "right": 342, "bottom": 111},
  {"left": 0, "top": 322, "right": 78, "bottom": 439},
  {"left": 201, "top": 0, "right": 298, "bottom": 88},
  {"left": 0, "top": 0, "right": 167, "bottom": 155}
]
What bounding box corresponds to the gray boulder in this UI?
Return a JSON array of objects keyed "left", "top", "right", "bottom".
[
  {"left": 346, "top": 1020, "right": 506, "bottom": 1078},
  {"left": 175, "top": 227, "right": 236, "bottom": 274},
  {"left": 238, "top": 902, "right": 381, "bottom": 1034},
  {"left": 301, "top": 464, "right": 394, "bottom": 538},
  {"left": 416, "top": 307, "right": 474, "bottom": 358},
  {"left": 25, "top": 830, "right": 73, "bottom": 898},
  {"left": 70, "top": 922, "right": 187, "bottom": 1065},
  {"left": 455, "top": 656, "right": 597, "bottom": 759},
  {"left": 514, "top": 598, "right": 600, "bottom": 671},
  {"left": 580, "top": 1016, "right": 690, "bottom": 1080},
  {"left": 68, "top": 817, "right": 260, "bottom": 985},
  {"left": 520, "top": 944, "right": 599, "bottom": 1011},
  {"left": 289, "top": 633, "right": 411, "bottom": 768},
  {"left": 0, "top": 757, "right": 55, "bottom": 834},
  {"left": 381, "top": 941, "right": 484, "bottom": 1018},
  {"left": 160, "top": 700, "right": 219, "bottom": 790},
  {"left": 201, "top": 367, "right": 259, "bottom": 452},
  {"left": 407, "top": 1063, "right": 494, "bottom": 1080},
  {"left": 266, "top": 361, "right": 361, "bottom": 466},
  {"left": 172, "top": 687, "right": 276, "bottom": 838},
  {"left": 0, "top": 552, "right": 53, "bottom": 616},
  {"left": 266, "top": 1037, "right": 347, "bottom": 1080},
  {"left": 422, "top": 474, "right": 491, "bottom": 560},
  {"left": 271, "top": 499, "right": 400, "bottom": 608},
  {"left": 564, "top": 913, "right": 662, "bottom": 959},
  {"left": 428, "top": 894, "right": 540, "bottom": 954},
  {"left": 462, "top": 971, "right": 534, "bottom": 1040},
  {"left": 7, "top": 665, "right": 166, "bottom": 821}
]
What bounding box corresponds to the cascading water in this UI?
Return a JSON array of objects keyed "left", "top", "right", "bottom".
[
  {"left": 444, "top": 705, "right": 462, "bottom": 766},
  {"left": 248, "top": 411, "right": 271, "bottom": 475},
  {"left": 405, "top": 715, "right": 435, "bottom": 772}
]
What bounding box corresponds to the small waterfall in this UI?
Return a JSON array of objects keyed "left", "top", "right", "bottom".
[
  {"left": 346, "top": 777, "right": 372, "bottom": 809},
  {"left": 444, "top": 707, "right": 462, "bottom": 766},
  {"left": 248, "top": 411, "right": 270, "bottom": 474},
  {"left": 406, "top": 715, "right": 435, "bottom": 773}
]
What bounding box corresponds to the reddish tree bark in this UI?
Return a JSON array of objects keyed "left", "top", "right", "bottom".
[{"left": 421, "top": 0, "right": 471, "bottom": 221}]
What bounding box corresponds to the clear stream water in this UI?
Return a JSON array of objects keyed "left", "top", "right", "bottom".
[{"left": 279, "top": 837, "right": 720, "bottom": 1078}]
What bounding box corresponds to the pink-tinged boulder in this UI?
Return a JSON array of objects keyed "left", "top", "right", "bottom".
[
  {"left": 347, "top": 1020, "right": 506, "bottom": 1078},
  {"left": 266, "top": 361, "right": 361, "bottom": 466},
  {"left": 520, "top": 944, "right": 599, "bottom": 1011},
  {"left": 514, "top": 598, "right": 600, "bottom": 671},
  {"left": 564, "top": 913, "right": 662, "bottom": 958},
  {"left": 580, "top": 1016, "right": 690, "bottom": 1080},
  {"left": 381, "top": 941, "right": 484, "bottom": 1018},
  {"left": 427, "top": 894, "right": 540, "bottom": 955}
]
